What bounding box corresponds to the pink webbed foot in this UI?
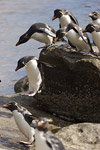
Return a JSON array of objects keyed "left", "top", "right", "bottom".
[
  {"left": 19, "top": 141, "right": 33, "bottom": 147},
  {"left": 38, "top": 45, "right": 50, "bottom": 49}
]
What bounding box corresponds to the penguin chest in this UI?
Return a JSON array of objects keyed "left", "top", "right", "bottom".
[
  {"left": 13, "top": 110, "right": 35, "bottom": 139},
  {"left": 26, "top": 61, "right": 42, "bottom": 84},
  {"left": 67, "top": 30, "right": 89, "bottom": 50},
  {"left": 92, "top": 31, "right": 100, "bottom": 49},
  {"left": 25, "top": 60, "right": 42, "bottom": 92},
  {"left": 59, "top": 15, "right": 71, "bottom": 27},
  {"left": 26, "top": 67, "right": 41, "bottom": 83},
  {"left": 67, "top": 30, "right": 80, "bottom": 46},
  {"left": 31, "top": 32, "right": 53, "bottom": 45},
  {"left": 35, "top": 130, "right": 51, "bottom": 150},
  {"left": 93, "top": 19, "right": 100, "bottom": 26}
]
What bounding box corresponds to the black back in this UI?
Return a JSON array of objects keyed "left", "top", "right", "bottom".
[
  {"left": 16, "top": 23, "right": 56, "bottom": 46},
  {"left": 46, "top": 132, "right": 66, "bottom": 150}
]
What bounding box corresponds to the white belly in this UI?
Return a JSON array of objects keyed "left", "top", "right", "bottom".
[
  {"left": 93, "top": 19, "right": 100, "bottom": 26},
  {"left": 59, "top": 15, "right": 71, "bottom": 28},
  {"left": 13, "top": 110, "right": 35, "bottom": 141},
  {"left": 25, "top": 60, "right": 42, "bottom": 93},
  {"left": 35, "top": 130, "right": 51, "bottom": 150},
  {"left": 66, "top": 30, "right": 90, "bottom": 51},
  {"left": 92, "top": 31, "right": 100, "bottom": 50},
  {"left": 31, "top": 32, "right": 53, "bottom": 45}
]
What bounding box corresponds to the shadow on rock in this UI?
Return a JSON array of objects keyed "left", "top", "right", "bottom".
[{"left": 0, "top": 136, "right": 30, "bottom": 150}]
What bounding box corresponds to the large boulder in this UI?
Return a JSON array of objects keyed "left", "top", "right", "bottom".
[
  {"left": 14, "top": 76, "right": 28, "bottom": 93},
  {"left": 14, "top": 45, "right": 100, "bottom": 123},
  {"left": 56, "top": 123, "right": 100, "bottom": 150}
]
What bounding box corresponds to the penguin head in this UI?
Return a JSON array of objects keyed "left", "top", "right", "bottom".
[
  {"left": 2, "top": 102, "right": 19, "bottom": 112},
  {"left": 83, "top": 23, "right": 99, "bottom": 33},
  {"left": 16, "top": 33, "right": 30, "bottom": 46},
  {"left": 88, "top": 12, "right": 100, "bottom": 20},
  {"left": 15, "top": 56, "right": 37, "bottom": 71},
  {"left": 54, "top": 28, "right": 66, "bottom": 43},
  {"left": 37, "top": 117, "right": 53, "bottom": 131},
  {"left": 31, "top": 117, "right": 53, "bottom": 132},
  {"left": 52, "top": 9, "right": 66, "bottom": 20}
]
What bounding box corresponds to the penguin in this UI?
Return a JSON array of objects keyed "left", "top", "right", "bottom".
[
  {"left": 88, "top": 12, "right": 100, "bottom": 26},
  {"left": 16, "top": 23, "right": 56, "bottom": 49},
  {"left": 52, "top": 9, "right": 79, "bottom": 28},
  {"left": 82, "top": 23, "right": 100, "bottom": 52},
  {"left": 28, "top": 117, "right": 66, "bottom": 150},
  {"left": 2, "top": 102, "right": 39, "bottom": 146},
  {"left": 54, "top": 23, "right": 93, "bottom": 54},
  {"left": 15, "top": 56, "right": 44, "bottom": 96}
]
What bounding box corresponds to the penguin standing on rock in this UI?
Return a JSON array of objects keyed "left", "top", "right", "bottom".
[
  {"left": 88, "top": 12, "right": 100, "bottom": 26},
  {"left": 82, "top": 23, "right": 100, "bottom": 55},
  {"left": 52, "top": 9, "right": 79, "bottom": 28},
  {"left": 16, "top": 23, "right": 56, "bottom": 49},
  {"left": 15, "top": 56, "right": 44, "bottom": 96},
  {"left": 2, "top": 102, "right": 39, "bottom": 146},
  {"left": 28, "top": 117, "right": 66, "bottom": 150},
  {"left": 54, "top": 23, "right": 93, "bottom": 54}
]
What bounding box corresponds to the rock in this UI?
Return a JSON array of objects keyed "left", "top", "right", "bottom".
[
  {"left": 14, "top": 45, "right": 100, "bottom": 123},
  {"left": 0, "top": 95, "right": 35, "bottom": 150},
  {"left": 14, "top": 76, "right": 28, "bottom": 93},
  {"left": 0, "top": 94, "right": 68, "bottom": 150},
  {"left": 56, "top": 123, "right": 100, "bottom": 150}
]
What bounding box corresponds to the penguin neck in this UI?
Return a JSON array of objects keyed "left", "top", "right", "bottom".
[
  {"left": 59, "top": 14, "right": 71, "bottom": 27},
  {"left": 25, "top": 60, "right": 41, "bottom": 85},
  {"left": 26, "top": 60, "right": 37, "bottom": 69},
  {"left": 93, "top": 19, "right": 100, "bottom": 25},
  {"left": 37, "top": 126, "right": 49, "bottom": 133},
  {"left": 25, "top": 60, "right": 38, "bottom": 75}
]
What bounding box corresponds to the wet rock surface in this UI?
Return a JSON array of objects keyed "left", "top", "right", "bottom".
[{"left": 15, "top": 45, "right": 100, "bottom": 123}]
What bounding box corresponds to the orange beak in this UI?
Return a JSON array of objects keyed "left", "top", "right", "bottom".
[
  {"left": 52, "top": 16, "right": 56, "bottom": 21},
  {"left": 16, "top": 42, "right": 19, "bottom": 46},
  {"left": 15, "top": 67, "right": 19, "bottom": 71},
  {"left": 37, "top": 121, "right": 42, "bottom": 127},
  {"left": 2, "top": 104, "right": 8, "bottom": 108},
  {"left": 88, "top": 13, "right": 92, "bottom": 17},
  {"left": 82, "top": 29, "right": 86, "bottom": 33},
  {"left": 54, "top": 37, "right": 59, "bottom": 43}
]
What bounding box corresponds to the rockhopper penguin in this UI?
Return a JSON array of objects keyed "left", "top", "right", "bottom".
[
  {"left": 88, "top": 11, "right": 100, "bottom": 26},
  {"left": 83, "top": 23, "right": 100, "bottom": 55},
  {"left": 2, "top": 102, "right": 39, "bottom": 146},
  {"left": 52, "top": 9, "right": 79, "bottom": 28},
  {"left": 54, "top": 23, "right": 93, "bottom": 54},
  {"left": 28, "top": 117, "right": 66, "bottom": 150},
  {"left": 15, "top": 56, "right": 43, "bottom": 96},
  {"left": 16, "top": 23, "right": 56, "bottom": 49}
]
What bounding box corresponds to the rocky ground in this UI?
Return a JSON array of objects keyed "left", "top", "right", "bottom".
[
  {"left": 0, "top": 94, "right": 69, "bottom": 150},
  {"left": 1, "top": 95, "right": 100, "bottom": 150},
  {"left": 1, "top": 45, "right": 100, "bottom": 150},
  {"left": 0, "top": 95, "right": 35, "bottom": 150}
]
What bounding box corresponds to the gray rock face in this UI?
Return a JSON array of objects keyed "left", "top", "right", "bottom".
[
  {"left": 56, "top": 123, "right": 100, "bottom": 150},
  {"left": 14, "top": 45, "right": 100, "bottom": 123},
  {"left": 36, "top": 45, "right": 100, "bottom": 123},
  {"left": 14, "top": 76, "right": 28, "bottom": 93}
]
